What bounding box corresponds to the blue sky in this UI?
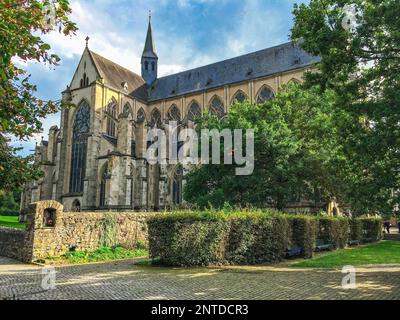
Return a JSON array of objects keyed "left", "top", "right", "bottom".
[{"left": 13, "top": 0, "right": 307, "bottom": 155}]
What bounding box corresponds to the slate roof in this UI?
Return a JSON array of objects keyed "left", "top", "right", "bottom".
[
  {"left": 87, "top": 42, "right": 319, "bottom": 103},
  {"left": 142, "top": 20, "right": 158, "bottom": 59},
  {"left": 89, "top": 50, "right": 148, "bottom": 101},
  {"left": 147, "top": 42, "right": 320, "bottom": 102}
]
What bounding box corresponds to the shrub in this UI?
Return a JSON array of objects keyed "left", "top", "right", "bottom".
[
  {"left": 360, "top": 218, "right": 383, "bottom": 242},
  {"left": 317, "top": 217, "right": 349, "bottom": 249},
  {"left": 148, "top": 212, "right": 229, "bottom": 267},
  {"left": 148, "top": 212, "right": 379, "bottom": 267},
  {"left": 287, "top": 215, "right": 318, "bottom": 258},
  {"left": 349, "top": 219, "right": 363, "bottom": 243},
  {"left": 225, "top": 213, "right": 290, "bottom": 264}
]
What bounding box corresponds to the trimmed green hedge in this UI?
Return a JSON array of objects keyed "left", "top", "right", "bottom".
[
  {"left": 318, "top": 217, "right": 349, "bottom": 249},
  {"left": 287, "top": 215, "right": 318, "bottom": 258},
  {"left": 349, "top": 219, "right": 363, "bottom": 243},
  {"left": 360, "top": 218, "right": 383, "bottom": 242},
  {"left": 148, "top": 212, "right": 382, "bottom": 267}
]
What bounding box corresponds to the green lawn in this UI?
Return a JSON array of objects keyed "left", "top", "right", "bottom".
[
  {"left": 292, "top": 241, "right": 400, "bottom": 268},
  {"left": 0, "top": 215, "right": 25, "bottom": 230},
  {"left": 46, "top": 246, "right": 149, "bottom": 265}
]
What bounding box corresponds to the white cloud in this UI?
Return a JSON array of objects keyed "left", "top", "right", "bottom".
[{"left": 15, "top": 0, "right": 298, "bottom": 156}]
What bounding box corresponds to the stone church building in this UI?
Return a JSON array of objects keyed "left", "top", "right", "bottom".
[{"left": 20, "top": 18, "right": 321, "bottom": 213}]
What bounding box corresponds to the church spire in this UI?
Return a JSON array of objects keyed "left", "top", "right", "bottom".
[
  {"left": 141, "top": 13, "right": 158, "bottom": 85},
  {"left": 142, "top": 12, "right": 157, "bottom": 59}
]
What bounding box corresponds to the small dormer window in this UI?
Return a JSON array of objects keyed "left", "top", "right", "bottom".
[{"left": 122, "top": 82, "right": 128, "bottom": 91}]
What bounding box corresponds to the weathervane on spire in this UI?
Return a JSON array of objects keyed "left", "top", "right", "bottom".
[
  {"left": 149, "top": 10, "right": 152, "bottom": 21},
  {"left": 85, "top": 36, "right": 90, "bottom": 48}
]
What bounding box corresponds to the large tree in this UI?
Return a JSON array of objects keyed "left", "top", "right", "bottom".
[
  {"left": 184, "top": 83, "right": 345, "bottom": 211},
  {"left": 0, "top": 0, "right": 77, "bottom": 191},
  {"left": 291, "top": 0, "right": 400, "bottom": 214}
]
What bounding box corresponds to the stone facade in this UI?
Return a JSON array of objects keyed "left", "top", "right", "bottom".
[
  {"left": 20, "top": 17, "right": 325, "bottom": 213},
  {"left": 1, "top": 201, "right": 157, "bottom": 262}
]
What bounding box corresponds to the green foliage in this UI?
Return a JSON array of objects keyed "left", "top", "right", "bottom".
[
  {"left": 100, "top": 214, "right": 118, "bottom": 248},
  {"left": 360, "top": 218, "right": 383, "bottom": 242},
  {"left": 184, "top": 84, "right": 343, "bottom": 210},
  {"left": 349, "top": 219, "right": 363, "bottom": 243},
  {"left": 225, "top": 214, "right": 290, "bottom": 264},
  {"left": 317, "top": 217, "right": 349, "bottom": 249},
  {"left": 0, "top": 1, "right": 77, "bottom": 191},
  {"left": 286, "top": 215, "right": 318, "bottom": 258},
  {"left": 148, "top": 211, "right": 377, "bottom": 267},
  {"left": 0, "top": 190, "right": 20, "bottom": 215},
  {"left": 291, "top": 0, "right": 400, "bottom": 214},
  {"left": 57, "top": 246, "right": 148, "bottom": 264}
]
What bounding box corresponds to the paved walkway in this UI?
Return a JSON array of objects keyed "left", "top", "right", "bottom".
[{"left": 0, "top": 256, "right": 399, "bottom": 300}]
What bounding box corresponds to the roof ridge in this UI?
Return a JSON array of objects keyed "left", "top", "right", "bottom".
[{"left": 155, "top": 41, "right": 294, "bottom": 82}]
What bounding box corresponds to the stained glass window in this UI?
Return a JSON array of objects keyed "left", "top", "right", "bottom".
[
  {"left": 187, "top": 102, "right": 201, "bottom": 122},
  {"left": 150, "top": 109, "right": 162, "bottom": 128},
  {"left": 168, "top": 105, "right": 181, "bottom": 122},
  {"left": 209, "top": 96, "right": 225, "bottom": 119},
  {"left": 70, "top": 101, "right": 90, "bottom": 194},
  {"left": 106, "top": 99, "right": 117, "bottom": 137},
  {"left": 256, "top": 86, "right": 275, "bottom": 104},
  {"left": 137, "top": 108, "right": 146, "bottom": 123},
  {"left": 233, "top": 91, "right": 248, "bottom": 103}
]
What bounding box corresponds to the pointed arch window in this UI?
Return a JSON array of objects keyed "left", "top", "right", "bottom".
[
  {"left": 70, "top": 101, "right": 90, "bottom": 194},
  {"left": 145, "top": 61, "right": 149, "bottom": 71},
  {"left": 232, "top": 90, "right": 248, "bottom": 104},
  {"left": 172, "top": 166, "right": 183, "bottom": 206},
  {"left": 209, "top": 96, "right": 225, "bottom": 119},
  {"left": 150, "top": 109, "right": 162, "bottom": 128},
  {"left": 168, "top": 105, "right": 181, "bottom": 123},
  {"left": 256, "top": 86, "right": 275, "bottom": 104},
  {"left": 123, "top": 103, "right": 132, "bottom": 116},
  {"left": 151, "top": 61, "right": 156, "bottom": 71},
  {"left": 187, "top": 102, "right": 201, "bottom": 122},
  {"left": 137, "top": 108, "right": 146, "bottom": 123},
  {"left": 106, "top": 99, "right": 117, "bottom": 137}
]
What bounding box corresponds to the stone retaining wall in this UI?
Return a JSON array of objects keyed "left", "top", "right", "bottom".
[
  {"left": 0, "top": 200, "right": 159, "bottom": 262},
  {"left": 0, "top": 227, "right": 33, "bottom": 262}
]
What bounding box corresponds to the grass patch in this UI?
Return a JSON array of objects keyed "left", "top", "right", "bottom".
[
  {"left": 0, "top": 215, "right": 25, "bottom": 230},
  {"left": 291, "top": 241, "right": 400, "bottom": 268},
  {"left": 46, "top": 246, "right": 149, "bottom": 265}
]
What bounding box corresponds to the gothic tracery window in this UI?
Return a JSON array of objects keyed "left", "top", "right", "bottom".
[
  {"left": 168, "top": 105, "right": 181, "bottom": 123},
  {"left": 233, "top": 90, "right": 248, "bottom": 104},
  {"left": 209, "top": 96, "right": 225, "bottom": 119},
  {"left": 70, "top": 101, "right": 90, "bottom": 194},
  {"left": 256, "top": 86, "right": 275, "bottom": 104},
  {"left": 123, "top": 103, "right": 132, "bottom": 116},
  {"left": 137, "top": 108, "right": 146, "bottom": 123},
  {"left": 187, "top": 102, "right": 201, "bottom": 122},
  {"left": 149, "top": 109, "right": 162, "bottom": 128},
  {"left": 106, "top": 99, "right": 117, "bottom": 137}
]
